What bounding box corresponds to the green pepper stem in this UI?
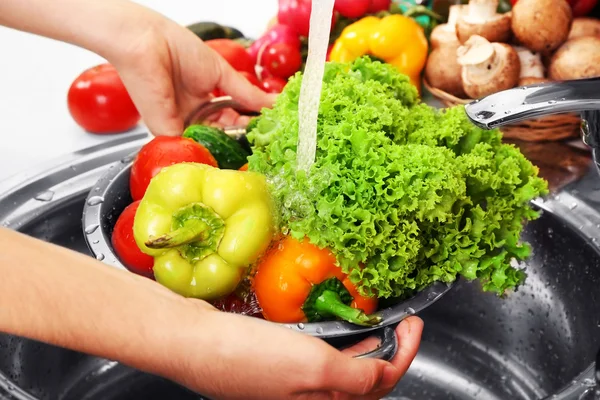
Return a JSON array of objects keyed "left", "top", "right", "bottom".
[
  {"left": 314, "top": 290, "right": 382, "bottom": 327},
  {"left": 145, "top": 219, "right": 208, "bottom": 249}
]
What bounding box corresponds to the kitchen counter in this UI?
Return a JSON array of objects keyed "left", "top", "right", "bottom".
[{"left": 0, "top": 0, "right": 276, "bottom": 183}]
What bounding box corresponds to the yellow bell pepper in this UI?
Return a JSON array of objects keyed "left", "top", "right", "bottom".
[{"left": 329, "top": 15, "right": 429, "bottom": 93}]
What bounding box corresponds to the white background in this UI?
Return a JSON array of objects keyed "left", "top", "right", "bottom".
[{"left": 0, "top": 0, "right": 277, "bottom": 183}]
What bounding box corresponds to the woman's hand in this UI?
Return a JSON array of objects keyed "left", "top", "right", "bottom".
[
  {"left": 165, "top": 305, "right": 423, "bottom": 400},
  {"left": 108, "top": 14, "right": 275, "bottom": 137}
]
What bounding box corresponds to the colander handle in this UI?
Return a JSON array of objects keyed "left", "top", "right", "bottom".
[{"left": 353, "top": 326, "right": 398, "bottom": 362}]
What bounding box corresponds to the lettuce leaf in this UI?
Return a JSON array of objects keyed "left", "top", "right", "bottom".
[{"left": 247, "top": 57, "right": 548, "bottom": 299}]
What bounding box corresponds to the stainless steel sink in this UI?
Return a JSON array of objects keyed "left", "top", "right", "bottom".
[{"left": 1, "top": 133, "right": 600, "bottom": 400}]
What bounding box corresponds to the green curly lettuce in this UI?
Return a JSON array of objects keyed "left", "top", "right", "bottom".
[{"left": 247, "top": 56, "right": 548, "bottom": 299}]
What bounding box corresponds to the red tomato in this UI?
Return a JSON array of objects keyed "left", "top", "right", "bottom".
[
  {"left": 205, "top": 39, "right": 256, "bottom": 75},
  {"left": 129, "top": 136, "right": 218, "bottom": 201},
  {"left": 261, "top": 76, "right": 288, "bottom": 94},
  {"left": 367, "top": 0, "right": 392, "bottom": 13},
  {"left": 278, "top": 0, "right": 337, "bottom": 38},
  {"left": 67, "top": 64, "right": 140, "bottom": 134},
  {"left": 335, "top": 0, "right": 370, "bottom": 18},
  {"left": 571, "top": 0, "right": 598, "bottom": 16},
  {"left": 259, "top": 43, "right": 302, "bottom": 79},
  {"left": 112, "top": 201, "right": 154, "bottom": 278}
]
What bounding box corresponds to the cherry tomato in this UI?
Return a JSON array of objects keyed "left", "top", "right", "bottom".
[
  {"left": 112, "top": 201, "right": 155, "bottom": 278},
  {"left": 261, "top": 76, "right": 288, "bottom": 94},
  {"left": 239, "top": 163, "right": 249, "bottom": 171},
  {"left": 368, "top": 0, "right": 392, "bottom": 13},
  {"left": 278, "top": 0, "right": 337, "bottom": 38},
  {"left": 259, "top": 43, "right": 302, "bottom": 79},
  {"left": 129, "top": 136, "right": 218, "bottom": 201},
  {"left": 335, "top": 0, "right": 370, "bottom": 18},
  {"left": 205, "top": 39, "right": 256, "bottom": 75},
  {"left": 67, "top": 63, "right": 140, "bottom": 134}
]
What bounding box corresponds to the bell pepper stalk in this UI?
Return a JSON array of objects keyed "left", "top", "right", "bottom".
[
  {"left": 133, "top": 162, "right": 275, "bottom": 301},
  {"left": 328, "top": 14, "right": 429, "bottom": 92},
  {"left": 252, "top": 236, "right": 381, "bottom": 327}
]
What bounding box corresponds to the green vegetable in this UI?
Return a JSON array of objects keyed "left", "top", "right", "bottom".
[
  {"left": 133, "top": 162, "right": 275, "bottom": 300},
  {"left": 247, "top": 56, "right": 548, "bottom": 299},
  {"left": 186, "top": 22, "right": 245, "bottom": 41},
  {"left": 302, "top": 277, "right": 382, "bottom": 327},
  {"left": 183, "top": 125, "right": 251, "bottom": 170}
]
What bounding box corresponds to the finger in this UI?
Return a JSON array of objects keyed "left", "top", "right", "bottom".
[
  {"left": 377, "top": 316, "right": 424, "bottom": 393},
  {"left": 117, "top": 65, "right": 184, "bottom": 137},
  {"left": 217, "top": 61, "right": 277, "bottom": 112},
  {"left": 318, "top": 351, "right": 388, "bottom": 397}
]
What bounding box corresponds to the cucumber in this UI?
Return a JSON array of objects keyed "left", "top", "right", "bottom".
[
  {"left": 183, "top": 125, "right": 251, "bottom": 170},
  {"left": 186, "top": 22, "right": 245, "bottom": 41}
]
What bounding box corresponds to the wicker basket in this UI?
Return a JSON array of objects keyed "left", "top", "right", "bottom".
[{"left": 423, "top": 79, "right": 582, "bottom": 142}]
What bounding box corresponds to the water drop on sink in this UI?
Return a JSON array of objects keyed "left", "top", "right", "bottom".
[
  {"left": 70, "top": 165, "right": 77, "bottom": 172},
  {"left": 297, "top": 323, "right": 305, "bottom": 330},
  {"left": 92, "top": 239, "right": 100, "bottom": 244},
  {"left": 96, "top": 253, "right": 105, "bottom": 261},
  {"left": 121, "top": 154, "right": 135, "bottom": 163},
  {"left": 34, "top": 190, "right": 54, "bottom": 202},
  {"left": 548, "top": 100, "right": 557, "bottom": 104},
  {"left": 85, "top": 224, "right": 99, "bottom": 234},
  {"left": 405, "top": 307, "right": 416, "bottom": 315},
  {"left": 87, "top": 196, "right": 104, "bottom": 206},
  {"left": 504, "top": 110, "right": 512, "bottom": 115},
  {"left": 570, "top": 202, "right": 578, "bottom": 210},
  {"left": 316, "top": 327, "right": 324, "bottom": 334}
]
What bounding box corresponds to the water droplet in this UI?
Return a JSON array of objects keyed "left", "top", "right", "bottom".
[
  {"left": 34, "top": 190, "right": 54, "bottom": 202},
  {"left": 504, "top": 110, "right": 512, "bottom": 115},
  {"left": 548, "top": 100, "right": 557, "bottom": 104},
  {"left": 92, "top": 239, "right": 100, "bottom": 244},
  {"left": 95, "top": 187, "right": 101, "bottom": 192},
  {"left": 85, "top": 224, "right": 99, "bottom": 234},
  {"left": 70, "top": 165, "right": 77, "bottom": 171},
  {"left": 87, "top": 196, "right": 104, "bottom": 206},
  {"left": 521, "top": 86, "right": 528, "bottom": 90},
  {"left": 316, "top": 327, "right": 324, "bottom": 334},
  {"left": 96, "top": 253, "right": 105, "bottom": 261},
  {"left": 297, "top": 323, "right": 305, "bottom": 330},
  {"left": 121, "top": 154, "right": 135, "bottom": 164},
  {"left": 405, "top": 307, "right": 416, "bottom": 315},
  {"left": 335, "top": 324, "right": 341, "bottom": 330},
  {"left": 570, "top": 202, "right": 578, "bottom": 210}
]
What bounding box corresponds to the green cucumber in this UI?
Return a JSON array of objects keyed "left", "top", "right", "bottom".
[
  {"left": 183, "top": 125, "right": 251, "bottom": 170},
  {"left": 186, "top": 22, "right": 245, "bottom": 41}
]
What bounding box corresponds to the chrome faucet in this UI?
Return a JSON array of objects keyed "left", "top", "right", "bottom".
[{"left": 464, "top": 77, "right": 600, "bottom": 171}]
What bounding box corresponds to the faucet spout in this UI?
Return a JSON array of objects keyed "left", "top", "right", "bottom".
[{"left": 464, "top": 77, "right": 600, "bottom": 129}]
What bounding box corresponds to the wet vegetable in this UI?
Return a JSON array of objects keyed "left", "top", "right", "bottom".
[
  {"left": 183, "top": 125, "right": 250, "bottom": 170},
  {"left": 129, "top": 136, "right": 218, "bottom": 201},
  {"left": 133, "top": 163, "right": 275, "bottom": 300},
  {"left": 253, "top": 236, "right": 380, "bottom": 326},
  {"left": 328, "top": 15, "right": 429, "bottom": 90},
  {"left": 247, "top": 57, "right": 548, "bottom": 299},
  {"left": 112, "top": 200, "right": 154, "bottom": 278}
]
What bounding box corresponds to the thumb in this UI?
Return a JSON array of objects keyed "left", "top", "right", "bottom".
[
  {"left": 321, "top": 354, "right": 388, "bottom": 397},
  {"left": 217, "top": 61, "right": 277, "bottom": 112}
]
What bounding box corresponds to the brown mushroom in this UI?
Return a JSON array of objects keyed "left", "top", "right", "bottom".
[
  {"left": 511, "top": 0, "right": 572, "bottom": 53},
  {"left": 457, "top": 35, "right": 521, "bottom": 99},
  {"left": 568, "top": 17, "right": 600, "bottom": 40},
  {"left": 513, "top": 46, "right": 548, "bottom": 86},
  {"left": 549, "top": 36, "right": 600, "bottom": 81},
  {"left": 430, "top": 5, "right": 468, "bottom": 49},
  {"left": 456, "top": 0, "right": 512, "bottom": 44},
  {"left": 425, "top": 42, "right": 467, "bottom": 98}
]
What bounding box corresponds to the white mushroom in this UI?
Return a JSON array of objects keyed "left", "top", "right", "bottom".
[
  {"left": 568, "top": 17, "right": 600, "bottom": 40},
  {"left": 549, "top": 36, "right": 600, "bottom": 81},
  {"left": 457, "top": 35, "right": 521, "bottom": 99},
  {"left": 425, "top": 42, "right": 466, "bottom": 98},
  {"left": 456, "top": 0, "right": 512, "bottom": 44},
  {"left": 430, "top": 5, "right": 468, "bottom": 49},
  {"left": 511, "top": 0, "right": 572, "bottom": 53},
  {"left": 513, "top": 46, "right": 548, "bottom": 86}
]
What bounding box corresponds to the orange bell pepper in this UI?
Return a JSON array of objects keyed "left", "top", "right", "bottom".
[
  {"left": 252, "top": 236, "right": 380, "bottom": 326},
  {"left": 328, "top": 14, "right": 428, "bottom": 93}
]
